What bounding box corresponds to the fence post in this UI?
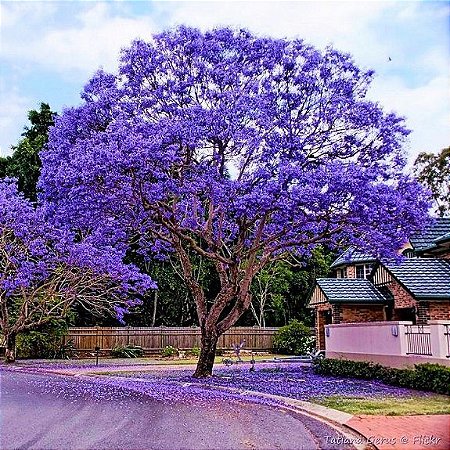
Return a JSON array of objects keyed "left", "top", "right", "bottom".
[
  {"left": 95, "top": 326, "right": 99, "bottom": 351},
  {"left": 429, "top": 320, "right": 450, "bottom": 358}
]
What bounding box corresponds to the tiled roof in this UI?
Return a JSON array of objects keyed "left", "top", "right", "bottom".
[
  {"left": 330, "top": 247, "right": 377, "bottom": 269},
  {"left": 409, "top": 218, "right": 450, "bottom": 252},
  {"left": 435, "top": 232, "right": 450, "bottom": 244},
  {"left": 384, "top": 258, "right": 450, "bottom": 299},
  {"left": 316, "top": 278, "right": 388, "bottom": 304}
]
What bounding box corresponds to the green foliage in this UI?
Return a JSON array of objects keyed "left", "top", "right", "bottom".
[
  {"left": 248, "top": 247, "right": 335, "bottom": 328},
  {"left": 53, "top": 338, "right": 77, "bottom": 359},
  {"left": 250, "top": 260, "right": 293, "bottom": 327},
  {"left": 16, "top": 320, "right": 68, "bottom": 359},
  {"left": 161, "top": 345, "right": 177, "bottom": 357},
  {"left": 273, "top": 320, "right": 314, "bottom": 355},
  {"left": 413, "top": 363, "right": 450, "bottom": 395},
  {"left": 0, "top": 103, "right": 56, "bottom": 201},
  {"left": 313, "top": 359, "right": 450, "bottom": 395},
  {"left": 111, "top": 344, "right": 143, "bottom": 358},
  {"left": 414, "top": 146, "right": 450, "bottom": 217},
  {"left": 189, "top": 345, "right": 201, "bottom": 357}
]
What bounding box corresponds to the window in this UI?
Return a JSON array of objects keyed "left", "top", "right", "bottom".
[
  {"left": 336, "top": 267, "right": 348, "bottom": 278},
  {"left": 356, "top": 264, "right": 373, "bottom": 279}
]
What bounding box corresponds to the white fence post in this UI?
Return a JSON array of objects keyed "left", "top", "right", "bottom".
[{"left": 429, "top": 320, "right": 450, "bottom": 359}]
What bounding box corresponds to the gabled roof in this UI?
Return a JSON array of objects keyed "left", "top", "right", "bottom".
[
  {"left": 383, "top": 258, "right": 450, "bottom": 299},
  {"left": 316, "top": 278, "right": 388, "bottom": 304},
  {"left": 330, "top": 247, "right": 377, "bottom": 269},
  {"left": 409, "top": 218, "right": 450, "bottom": 252}
]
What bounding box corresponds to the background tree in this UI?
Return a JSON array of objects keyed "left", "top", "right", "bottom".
[
  {"left": 250, "top": 260, "right": 293, "bottom": 327},
  {"left": 0, "top": 180, "right": 153, "bottom": 361},
  {"left": 0, "top": 103, "right": 56, "bottom": 201},
  {"left": 414, "top": 146, "right": 450, "bottom": 217},
  {"left": 40, "top": 27, "right": 429, "bottom": 377}
]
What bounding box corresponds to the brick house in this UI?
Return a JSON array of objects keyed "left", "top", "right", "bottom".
[{"left": 308, "top": 218, "right": 450, "bottom": 350}]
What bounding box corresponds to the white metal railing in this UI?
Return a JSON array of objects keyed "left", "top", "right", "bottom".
[{"left": 405, "top": 325, "right": 432, "bottom": 356}]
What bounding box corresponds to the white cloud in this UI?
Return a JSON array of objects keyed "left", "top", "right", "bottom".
[
  {"left": 2, "top": 2, "right": 157, "bottom": 75},
  {"left": 161, "top": 1, "right": 388, "bottom": 45},
  {"left": 1, "top": 0, "right": 448, "bottom": 161},
  {"left": 0, "top": 83, "right": 31, "bottom": 157},
  {"left": 368, "top": 75, "right": 450, "bottom": 162}
]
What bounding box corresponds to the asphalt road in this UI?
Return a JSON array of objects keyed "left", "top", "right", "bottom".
[{"left": 0, "top": 370, "right": 356, "bottom": 450}]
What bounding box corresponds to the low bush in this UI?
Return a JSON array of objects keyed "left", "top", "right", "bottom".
[
  {"left": 161, "top": 345, "right": 177, "bottom": 357},
  {"left": 111, "top": 344, "right": 143, "bottom": 358},
  {"left": 189, "top": 345, "right": 201, "bottom": 358},
  {"left": 273, "top": 320, "right": 314, "bottom": 355},
  {"left": 312, "top": 358, "right": 450, "bottom": 395},
  {"left": 16, "top": 320, "right": 69, "bottom": 359}
]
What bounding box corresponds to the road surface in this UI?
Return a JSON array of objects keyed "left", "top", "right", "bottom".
[{"left": 1, "top": 369, "right": 357, "bottom": 449}]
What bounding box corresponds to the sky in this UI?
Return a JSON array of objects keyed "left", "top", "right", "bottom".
[{"left": 0, "top": 0, "right": 449, "bottom": 162}]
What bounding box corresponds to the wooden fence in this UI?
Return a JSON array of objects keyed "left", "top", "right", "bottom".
[{"left": 64, "top": 326, "right": 279, "bottom": 355}]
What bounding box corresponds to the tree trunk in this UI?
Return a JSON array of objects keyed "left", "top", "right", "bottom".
[
  {"left": 151, "top": 291, "right": 158, "bottom": 327},
  {"left": 5, "top": 333, "right": 16, "bottom": 363},
  {"left": 193, "top": 328, "right": 218, "bottom": 378}
]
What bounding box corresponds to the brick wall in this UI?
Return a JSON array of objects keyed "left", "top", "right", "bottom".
[
  {"left": 346, "top": 266, "right": 356, "bottom": 278},
  {"left": 428, "top": 301, "right": 450, "bottom": 320},
  {"left": 316, "top": 310, "right": 326, "bottom": 350},
  {"left": 341, "top": 304, "right": 385, "bottom": 323},
  {"left": 387, "top": 280, "right": 416, "bottom": 309},
  {"left": 439, "top": 250, "right": 450, "bottom": 259}
]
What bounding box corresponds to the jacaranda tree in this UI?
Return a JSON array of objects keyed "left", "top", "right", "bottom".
[
  {"left": 0, "top": 179, "right": 154, "bottom": 362},
  {"left": 39, "top": 27, "right": 429, "bottom": 377}
]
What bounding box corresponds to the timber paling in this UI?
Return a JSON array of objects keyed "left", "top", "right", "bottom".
[{"left": 64, "top": 326, "right": 278, "bottom": 356}]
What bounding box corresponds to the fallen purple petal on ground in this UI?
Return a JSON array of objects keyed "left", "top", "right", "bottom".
[{"left": 2, "top": 361, "right": 431, "bottom": 410}]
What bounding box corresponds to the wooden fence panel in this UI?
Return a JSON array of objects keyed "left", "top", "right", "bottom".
[{"left": 65, "top": 326, "right": 278, "bottom": 354}]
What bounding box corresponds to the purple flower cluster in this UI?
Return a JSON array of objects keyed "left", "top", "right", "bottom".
[{"left": 0, "top": 179, "right": 155, "bottom": 339}]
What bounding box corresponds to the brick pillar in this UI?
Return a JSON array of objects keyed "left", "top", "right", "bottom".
[
  {"left": 417, "top": 301, "right": 430, "bottom": 324},
  {"left": 332, "top": 304, "right": 343, "bottom": 324}
]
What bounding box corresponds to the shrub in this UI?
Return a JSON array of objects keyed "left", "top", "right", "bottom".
[
  {"left": 312, "top": 358, "right": 450, "bottom": 395},
  {"left": 16, "top": 320, "right": 69, "bottom": 359},
  {"left": 53, "top": 338, "right": 77, "bottom": 359},
  {"left": 273, "top": 320, "right": 314, "bottom": 355},
  {"left": 189, "top": 345, "right": 201, "bottom": 358},
  {"left": 111, "top": 344, "right": 143, "bottom": 358},
  {"left": 413, "top": 363, "right": 450, "bottom": 395},
  {"left": 161, "top": 345, "right": 177, "bottom": 357}
]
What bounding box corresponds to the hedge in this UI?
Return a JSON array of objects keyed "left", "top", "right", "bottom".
[{"left": 312, "top": 358, "right": 450, "bottom": 395}]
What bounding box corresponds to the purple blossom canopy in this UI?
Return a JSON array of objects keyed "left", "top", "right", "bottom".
[
  {"left": 39, "top": 26, "right": 429, "bottom": 267},
  {"left": 0, "top": 179, "right": 155, "bottom": 329}
]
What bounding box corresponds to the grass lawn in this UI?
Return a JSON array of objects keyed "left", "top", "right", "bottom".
[{"left": 313, "top": 395, "right": 450, "bottom": 416}]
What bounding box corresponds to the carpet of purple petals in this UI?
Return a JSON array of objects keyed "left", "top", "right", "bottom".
[
  {"left": 122, "top": 363, "right": 432, "bottom": 402},
  {"left": 1, "top": 361, "right": 433, "bottom": 410}
]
